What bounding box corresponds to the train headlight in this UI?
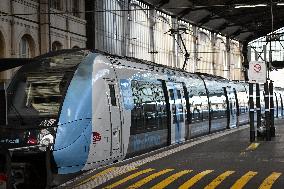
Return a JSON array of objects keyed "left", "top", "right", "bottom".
[{"left": 40, "top": 134, "right": 54, "bottom": 146}]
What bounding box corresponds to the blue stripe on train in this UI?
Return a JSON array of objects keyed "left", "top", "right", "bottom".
[{"left": 53, "top": 53, "right": 97, "bottom": 174}]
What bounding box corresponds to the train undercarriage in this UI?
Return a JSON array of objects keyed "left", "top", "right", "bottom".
[{"left": 0, "top": 146, "right": 52, "bottom": 189}]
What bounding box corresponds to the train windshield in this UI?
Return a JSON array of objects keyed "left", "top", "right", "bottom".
[
  {"left": 6, "top": 50, "right": 90, "bottom": 126},
  {"left": 25, "top": 73, "right": 64, "bottom": 115}
]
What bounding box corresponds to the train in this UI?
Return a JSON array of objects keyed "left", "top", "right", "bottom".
[{"left": 0, "top": 49, "right": 283, "bottom": 188}]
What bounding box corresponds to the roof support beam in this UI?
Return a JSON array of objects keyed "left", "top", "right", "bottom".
[
  {"left": 177, "top": 6, "right": 211, "bottom": 18},
  {"left": 156, "top": 0, "right": 170, "bottom": 8},
  {"left": 142, "top": 0, "right": 284, "bottom": 41},
  {"left": 229, "top": 28, "right": 242, "bottom": 38},
  {"left": 197, "top": 8, "right": 228, "bottom": 27},
  {"left": 198, "top": 16, "right": 225, "bottom": 27},
  {"left": 177, "top": 7, "right": 193, "bottom": 18},
  {"left": 197, "top": 14, "right": 213, "bottom": 26},
  {"left": 216, "top": 22, "right": 230, "bottom": 31}
]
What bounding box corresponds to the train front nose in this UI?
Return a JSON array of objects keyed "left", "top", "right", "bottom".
[
  {"left": 52, "top": 52, "right": 94, "bottom": 174},
  {"left": 53, "top": 119, "right": 92, "bottom": 174}
]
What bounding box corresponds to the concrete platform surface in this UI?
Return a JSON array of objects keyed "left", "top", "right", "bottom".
[{"left": 58, "top": 120, "right": 284, "bottom": 189}]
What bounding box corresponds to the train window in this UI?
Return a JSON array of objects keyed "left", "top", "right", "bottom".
[
  {"left": 169, "top": 89, "right": 174, "bottom": 100},
  {"left": 109, "top": 84, "right": 117, "bottom": 106},
  {"left": 171, "top": 89, "right": 184, "bottom": 123},
  {"left": 205, "top": 79, "right": 227, "bottom": 122},
  {"left": 187, "top": 78, "right": 209, "bottom": 123},
  {"left": 131, "top": 80, "right": 167, "bottom": 135},
  {"left": 24, "top": 74, "right": 64, "bottom": 115},
  {"left": 177, "top": 90, "right": 182, "bottom": 99},
  {"left": 173, "top": 104, "right": 184, "bottom": 123},
  {"left": 6, "top": 50, "right": 89, "bottom": 120},
  {"left": 172, "top": 104, "right": 177, "bottom": 123},
  {"left": 237, "top": 89, "right": 248, "bottom": 114}
]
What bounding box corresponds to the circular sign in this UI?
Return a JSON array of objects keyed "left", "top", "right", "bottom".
[{"left": 253, "top": 64, "right": 261, "bottom": 73}]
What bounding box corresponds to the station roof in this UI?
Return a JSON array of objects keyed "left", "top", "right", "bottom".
[{"left": 141, "top": 0, "right": 284, "bottom": 43}]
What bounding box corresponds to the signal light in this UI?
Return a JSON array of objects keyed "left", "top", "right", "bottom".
[
  {"left": 0, "top": 173, "right": 7, "bottom": 182},
  {"left": 27, "top": 136, "right": 38, "bottom": 144}
]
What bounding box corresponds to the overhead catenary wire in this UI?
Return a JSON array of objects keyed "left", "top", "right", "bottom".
[
  {"left": 0, "top": 2, "right": 240, "bottom": 72},
  {"left": 1, "top": 1, "right": 283, "bottom": 17}
]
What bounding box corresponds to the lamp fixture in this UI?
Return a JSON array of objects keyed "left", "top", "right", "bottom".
[
  {"left": 235, "top": 4, "right": 267, "bottom": 8},
  {"left": 234, "top": 2, "right": 284, "bottom": 8}
]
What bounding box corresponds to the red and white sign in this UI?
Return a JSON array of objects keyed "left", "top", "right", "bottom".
[
  {"left": 248, "top": 61, "right": 266, "bottom": 83},
  {"left": 92, "top": 132, "right": 101, "bottom": 144},
  {"left": 253, "top": 63, "right": 261, "bottom": 73}
]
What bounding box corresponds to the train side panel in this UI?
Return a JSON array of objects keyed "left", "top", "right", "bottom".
[
  {"left": 83, "top": 54, "right": 125, "bottom": 170},
  {"left": 235, "top": 83, "right": 249, "bottom": 126},
  {"left": 113, "top": 59, "right": 169, "bottom": 156},
  {"left": 225, "top": 83, "right": 238, "bottom": 128},
  {"left": 203, "top": 77, "right": 228, "bottom": 132},
  {"left": 182, "top": 76, "right": 210, "bottom": 138}
]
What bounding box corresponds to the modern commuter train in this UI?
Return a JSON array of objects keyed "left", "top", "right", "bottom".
[{"left": 0, "top": 49, "right": 283, "bottom": 188}]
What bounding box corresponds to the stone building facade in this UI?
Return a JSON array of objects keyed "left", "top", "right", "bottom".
[{"left": 0, "top": 0, "right": 87, "bottom": 80}]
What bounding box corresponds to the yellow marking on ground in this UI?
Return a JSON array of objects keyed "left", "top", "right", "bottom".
[
  {"left": 76, "top": 167, "right": 116, "bottom": 186},
  {"left": 178, "top": 170, "right": 214, "bottom": 189},
  {"left": 246, "top": 143, "right": 260, "bottom": 151},
  {"left": 103, "top": 168, "right": 154, "bottom": 189},
  {"left": 127, "top": 169, "right": 174, "bottom": 189},
  {"left": 258, "top": 172, "right": 282, "bottom": 189},
  {"left": 151, "top": 170, "right": 192, "bottom": 189},
  {"left": 204, "top": 171, "right": 235, "bottom": 189},
  {"left": 230, "top": 171, "right": 258, "bottom": 189}
]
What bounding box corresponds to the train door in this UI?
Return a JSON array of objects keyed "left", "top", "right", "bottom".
[
  {"left": 166, "top": 82, "right": 186, "bottom": 144},
  {"left": 278, "top": 93, "right": 282, "bottom": 117},
  {"left": 274, "top": 92, "right": 278, "bottom": 118},
  {"left": 182, "top": 84, "right": 191, "bottom": 140},
  {"left": 280, "top": 93, "right": 284, "bottom": 118},
  {"left": 226, "top": 87, "right": 238, "bottom": 128},
  {"left": 105, "top": 79, "right": 122, "bottom": 158}
]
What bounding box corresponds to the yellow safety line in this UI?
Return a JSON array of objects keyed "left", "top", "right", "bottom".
[
  {"left": 127, "top": 169, "right": 174, "bottom": 189},
  {"left": 204, "top": 171, "right": 235, "bottom": 189},
  {"left": 258, "top": 172, "right": 282, "bottom": 189},
  {"left": 103, "top": 168, "right": 155, "bottom": 189},
  {"left": 151, "top": 170, "right": 193, "bottom": 189},
  {"left": 178, "top": 170, "right": 214, "bottom": 189},
  {"left": 230, "top": 171, "right": 258, "bottom": 189},
  {"left": 76, "top": 167, "right": 116, "bottom": 186},
  {"left": 246, "top": 143, "right": 260, "bottom": 151}
]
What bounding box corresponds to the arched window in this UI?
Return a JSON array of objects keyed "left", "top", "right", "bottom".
[
  {"left": 0, "top": 31, "right": 5, "bottom": 58},
  {"left": 214, "top": 37, "right": 227, "bottom": 77},
  {"left": 153, "top": 15, "right": 173, "bottom": 66},
  {"left": 230, "top": 42, "right": 242, "bottom": 80},
  {"left": 19, "top": 35, "right": 35, "bottom": 58},
  {"left": 129, "top": 3, "right": 151, "bottom": 61},
  {"left": 52, "top": 41, "right": 63, "bottom": 51},
  {"left": 72, "top": 0, "right": 80, "bottom": 17},
  {"left": 50, "top": 0, "right": 62, "bottom": 10},
  {"left": 72, "top": 46, "right": 80, "bottom": 49},
  {"left": 95, "top": 0, "right": 124, "bottom": 55},
  {"left": 197, "top": 31, "right": 212, "bottom": 74}
]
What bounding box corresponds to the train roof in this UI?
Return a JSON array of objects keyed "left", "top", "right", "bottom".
[
  {"left": 0, "top": 48, "right": 246, "bottom": 84},
  {"left": 91, "top": 49, "right": 240, "bottom": 83}
]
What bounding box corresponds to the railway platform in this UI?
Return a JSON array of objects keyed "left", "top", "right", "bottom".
[{"left": 58, "top": 120, "right": 284, "bottom": 189}]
